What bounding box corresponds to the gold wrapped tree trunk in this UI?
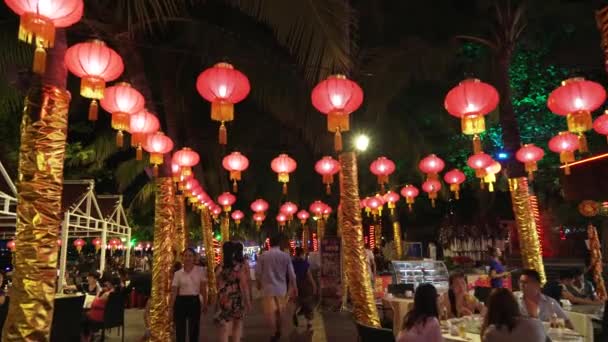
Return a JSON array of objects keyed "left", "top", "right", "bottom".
[
  {"left": 302, "top": 225, "right": 309, "bottom": 253},
  {"left": 339, "top": 204, "right": 349, "bottom": 310},
  {"left": 221, "top": 216, "right": 230, "bottom": 243},
  {"left": 587, "top": 224, "right": 607, "bottom": 300},
  {"left": 317, "top": 218, "right": 326, "bottom": 242},
  {"left": 339, "top": 152, "right": 380, "bottom": 327},
  {"left": 149, "top": 177, "right": 176, "bottom": 341},
  {"left": 174, "top": 194, "right": 186, "bottom": 259},
  {"left": 3, "top": 83, "right": 70, "bottom": 341},
  {"left": 392, "top": 221, "right": 403, "bottom": 259},
  {"left": 508, "top": 177, "right": 546, "bottom": 284},
  {"left": 201, "top": 208, "right": 217, "bottom": 301}
]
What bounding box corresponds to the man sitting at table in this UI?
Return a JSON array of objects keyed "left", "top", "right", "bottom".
[
  {"left": 517, "top": 269, "right": 574, "bottom": 329},
  {"left": 564, "top": 268, "right": 602, "bottom": 304}
]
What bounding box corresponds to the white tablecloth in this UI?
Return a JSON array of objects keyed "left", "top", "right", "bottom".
[
  {"left": 382, "top": 296, "right": 414, "bottom": 336},
  {"left": 565, "top": 305, "right": 602, "bottom": 342}
]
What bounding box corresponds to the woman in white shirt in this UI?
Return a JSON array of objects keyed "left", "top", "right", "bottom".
[{"left": 169, "top": 248, "right": 208, "bottom": 342}]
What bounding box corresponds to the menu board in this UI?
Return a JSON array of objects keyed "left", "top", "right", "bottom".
[{"left": 321, "top": 237, "right": 341, "bottom": 299}]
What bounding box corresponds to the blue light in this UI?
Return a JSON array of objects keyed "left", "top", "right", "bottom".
[{"left": 497, "top": 152, "right": 509, "bottom": 160}]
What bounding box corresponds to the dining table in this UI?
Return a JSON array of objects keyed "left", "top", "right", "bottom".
[
  {"left": 564, "top": 304, "right": 603, "bottom": 342},
  {"left": 382, "top": 294, "right": 414, "bottom": 336}
]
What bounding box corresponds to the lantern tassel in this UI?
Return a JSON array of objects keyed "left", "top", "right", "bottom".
[
  {"left": 326, "top": 183, "right": 331, "bottom": 195},
  {"left": 564, "top": 164, "right": 571, "bottom": 175},
  {"left": 33, "top": 45, "right": 46, "bottom": 74},
  {"left": 153, "top": 164, "right": 159, "bottom": 177},
  {"left": 455, "top": 190, "right": 460, "bottom": 200},
  {"left": 88, "top": 99, "right": 99, "bottom": 121},
  {"left": 219, "top": 122, "right": 227, "bottom": 145},
  {"left": 528, "top": 170, "right": 534, "bottom": 181},
  {"left": 334, "top": 130, "right": 343, "bottom": 152},
  {"left": 472, "top": 134, "right": 482, "bottom": 154},
  {"left": 136, "top": 146, "right": 143, "bottom": 161},
  {"left": 479, "top": 180, "right": 485, "bottom": 190},
  {"left": 578, "top": 133, "right": 589, "bottom": 153},
  {"left": 233, "top": 180, "right": 238, "bottom": 193},
  {"left": 431, "top": 199, "right": 436, "bottom": 208},
  {"left": 116, "top": 131, "right": 124, "bottom": 147},
  {"left": 408, "top": 204, "right": 413, "bottom": 212},
  {"left": 282, "top": 183, "right": 288, "bottom": 195},
  {"left": 488, "top": 182, "right": 494, "bottom": 192}
]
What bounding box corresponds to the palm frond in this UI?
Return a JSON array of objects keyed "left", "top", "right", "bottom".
[
  {"left": 89, "top": 131, "right": 119, "bottom": 169},
  {"left": 128, "top": 181, "right": 155, "bottom": 212},
  {"left": 226, "top": 0, "right": 356, "bottom": 81},
  {"left": 115, "top": 158, "right": 148, "bottom": 192}
]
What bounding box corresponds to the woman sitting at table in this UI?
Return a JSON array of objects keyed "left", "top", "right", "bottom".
[
  {"left": 396, "top": 283, "right": 442, "bottom": 342},
  {"left": 482, "top": 288, "right": 546, "bottom": 342},
  {"left": 439, "top": 272, "right": 485, "bottom": 318},
  {"left": 81, "top": 278, "right": 116, "bottom": 341},
  {"left": 82, "top": 272, "right": 101, "bottom": 296}
]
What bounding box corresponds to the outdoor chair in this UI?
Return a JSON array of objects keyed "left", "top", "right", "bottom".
[
  {"left": 0, "top": 296, "right": 9, "bottom": 337},
  {"left": 50, "top": 295, "right": 85, "bottom": 342},
  {"left": 89, "top": 292, "right": 125, "bottom": 341},
  {"left": 473, "top": 286, "right": 492, "bottom": 303},
  {"left": 355, "top": 321, "right": 395, "bottom": 342}
]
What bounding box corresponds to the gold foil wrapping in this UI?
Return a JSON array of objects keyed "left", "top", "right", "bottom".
[
  {"left": 3, "top": 84, "right": 70, "bottom": 341},
  {"left": 508, "top": 177, "right": 546, "bottom": 284},
  {"left": 392, "top": 221, "right": 403, "bottom": 259},
  {"left": 201, "top": 208, "right": 217, "bottom": 301},
  {"left": 596, "top": 5, "right": 608, "bottom": 72},
  {"left": 317, "top": 218, "right": 326, "bottom": 242},
  {"left": 587, "top": 225, "right": 607, "bottom": 300},
  {"left": 149, "top": 177, "right": 176, "bottom": 342},
  {"left": 339, "top": 152, "right": 381, "bottom": 327},
  {"left": 220, "top": 216, "right": 230, "bottom": 243},
  {"left": 174, "top": 194, "right": 186, "bottom": 259},
  {"left": 302, "top": 225, "right": 310, "bottom": 253},
  {"left": 339, "top": 204, "right": 349, "bottom": 310}
]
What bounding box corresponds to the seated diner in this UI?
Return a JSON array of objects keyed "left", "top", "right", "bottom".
[{"left": 438, "top": 271, "right": 485, "bottom": 319}]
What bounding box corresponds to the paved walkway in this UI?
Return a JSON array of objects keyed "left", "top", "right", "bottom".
[{"left": 108, "top": 299, "right": 357, "bottom": 341}]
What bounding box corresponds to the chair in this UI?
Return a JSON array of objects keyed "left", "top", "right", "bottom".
[
  {"left": 50, "top": 295, "right": 85, "bottom": 342},
  {"left": 89, "top": 292, "right": 125, "bottom": 341},
  {"left": 387, "top": 284, "right": 414, "bottom": 297},
  {"left": 355, "top": 321, "right": 395, "bottom": 342},
  {"left": 0, "top": 296, "right": 9, "bottom": 337},
  {"left": 473, "top": 286, "right": 492, "bottom": 303}
]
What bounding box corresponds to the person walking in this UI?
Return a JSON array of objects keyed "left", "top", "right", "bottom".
[
  {"left": 292, "top": 247, "right": 317, "bottom": 330},
  {"left": 215, "top": 241, "right": 252, "bottom": 342},
  {"left": 256, "top": 234, "right": 297, "bottom": 342},
  {"left": 169, "top": 248, "right": 208, "bottom": 342}
]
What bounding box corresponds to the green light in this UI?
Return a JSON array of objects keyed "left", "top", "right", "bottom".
[{"left": 215, "top": 233, "right": 222, "bottom": 241}]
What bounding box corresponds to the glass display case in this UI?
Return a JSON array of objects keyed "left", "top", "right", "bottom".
[{"left": 390, "top": 260, "right": 449, "bottom": 293}]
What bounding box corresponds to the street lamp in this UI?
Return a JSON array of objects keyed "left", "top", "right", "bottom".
[{"left": 354, "top": 134, "right": 370, "bottom": 152}]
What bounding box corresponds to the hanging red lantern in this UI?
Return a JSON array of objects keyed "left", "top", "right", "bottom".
[
  {"left": 73, "top": 238, "right": 86, "bottom": 253},
  {"left": 100, "top": 82, "right": 145, "bottom": 146},
  {"left": 297, "top": 210, "right": 310, "bottom": 224},
  {"left": 211, "top": 205, "right": 222, "bottom": 220},
  {"left": 129, "top": 110, "right": 160, "bottom": 160},
  {"left": 271, "top": 154, "right": 297, "bottom": 195},
  {"left": 515, "top": 144, "right": 545, "bottom": 180},
  {"left": 322, "top": 204, "right": 332, "bottom": 219},
  {"left": 6, "top": 240, "right": 15, "bottom": 252},
  {"left": 276, "top": 213, "right": 287, "bottom": 229},
  {"left": 549, "top": 131, "right": 580, "bottom": 175},
  {"left": 311, "top": 74, "right": 364, "bottom": 152},
  {"left": 548, "top": 77, "right": 606, "bottom": 152},
  {"left": 217, "top": 192, "right": 236, "bottom": 212},
  {"left": 444, "top": 79, "right": 499, "bottom": 153},
  {"left": 171, "top": 163, "right": 181, "bottom": 183},
  {"left": 365, "top": 195, "right": 384, "bottom": 217},
  {"left": 484, "top": 161, "right": 502, "bottom": 192},
  {"left": 383, "top": 191, "right": 400, "bottom": 214},
  {"left": 314, "top": 156, "right": 340, "bottom": 194},
  {"left": 444, "top": 169, "right": 466, "bottom": 199},
  {"left": 422, "top": 179, "right": 442, "bottom": 208},
  {"left": 173, "top": 147, "right": 200, "bottom": 179},
  {"left": 593, "top": 111, "right": 608, "bottom": 143},
  {"left": 65, "top": 40, "right": 124, "bottom": 120},
  {"left": 467, "top": 152, "right": 494, "bottom": 188},
  {"left": 400, "top": 185, "right": 419, "bottom": 211},
  {"left": 280, "top": 202, "right": 298, "bottom": 220},
  {"left": 196, "top": 62, "right": 250, "bottom": 145},
  {"left": 309, "top": 201, "right": 326, "bottom": 219},
  {"left": 231, "top": 210, "right": 244, "bottom": 226},
  {"left": 370, "top": 156, "right": 396, "bottom": 191},
  {"left": 143, "top": 132, "right": 174, "bottom": 177},
  {"left": 253, "top": 212, "right": 266, "bottom": 229},
  {"left": 92, "top": 237, "right": 101, "bottom": 252},
  {"left": 418, "top": 154, "right": 445, "bottom": 180},
  {"left": 5, "top": 0, "right": 83, "bottom": 73},
  {"left": 222, "top": 152, "right": 249, "bottom": 193},
  {"left": 108, "top": 238, "right": 121, "bottom": 251},
  {"left": 250, "top": 199, "right": 269, "bottom": 214}
]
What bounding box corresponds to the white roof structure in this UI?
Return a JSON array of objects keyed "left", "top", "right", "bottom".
[{"left": 0, "top": 161, "right": 17, "bottom": 237}]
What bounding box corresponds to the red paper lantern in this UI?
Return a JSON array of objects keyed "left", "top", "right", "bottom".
[
  {"left": 280, "top": 202, "right": 298, "bottom": 220},
  {"left": 400, "top": 185, "right": 420, "bottom": 211},
  {"left": 444, "top": 169, "right": 466, "bottom": 199},
  {"left": 422, "top": 179, "right": 442, "bottom": 208},
  {"left": 309, "top": 201, "right": 326, "bottom": 218},
  {"left": 315, "top": 156, "right": 340, "bottom": 194},
  {"left": 92, "top": 237, "right": 101, "bottom": 252},
  {"left": 271, "top": 154, "right": 297, "bottom": 194},
  {"left": 250, "top": 199, "right": 269, "bottom": 213},
  {"left": 548, "top": 78, "right": 606, "bottom": 152},
  {"left": 231, "top": 210, "right": 244, "bottom": 225},
  {"left": 370, "top": 156, "right": 396, "bottom": 191},
  {"left": 108, "top": 238, "right": 121, "bottom": 251},
  {"left": 73, "top": 238, "right": 86, "bottom": 253},
  {"left": 222, "top": 152, "right": 249, "bottom": 193},
  {"left": 516, "top": 144, "right": 545, "bottom": 180},
  {"left": 365, "top": 195, "right": 384, "bottom": 216},
  {"left": 311, "top": 75, "right": 364, "bottom": 151},
  {"left": 276, "top": 213, "right": 287, "bottom": 228},
  {"left": 593, "top": 111, "right": 608, "bottom": 143},
  {"left": 297, "top": 210, "right": 310, "bottom": 224},
  {"left": 253, "top": 212, "right": 266, "bottom": 228},
  {"left": 322, "top": 204, "right": 332, "bottom": 219},
  {"left": 100, "top": 82, "right": 145, "bottom": 146},
  {"left": 211, "top": 205, "right": 222, "bottom": 219},
  {"left": 467, "top": 152, "right": 494, "bottom": 185},
  {"left": 418, "top": 154, "right": 445, "bottom": 180},
  {"left": 6, "top": 240, "right": 15, "bottom": 252},
  {"left": 172, "top": 147, "right": 200, "bottom": 179},
  {"left": 144, "top": 132, "right": 174, "bottom": 176},
  {"left": 383, "top": 191, "right": 400, "bottom": 214},
  {"left": 129, "top": 110, "right": 160, "bottom": 160},
  {"left": 217, "top": 192, "right": 236, "bottom": 212},
  {"left": 65, "top": 40, "right": 124, "bottom": 120},
  {"left": 549, "top": 132, "right": 580, "bottom": 175},
  {"left": 5, "top": 0, "right": 83, "bottom": 73},
  {"left": 196, "top": 62, "right": 250, "bottom": 145},
  {"left": 444, "top": 79, "right": 499, "bottom": 152},
  {"left": 484, "top": 161, "right": 502, "bottom": 192}
]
